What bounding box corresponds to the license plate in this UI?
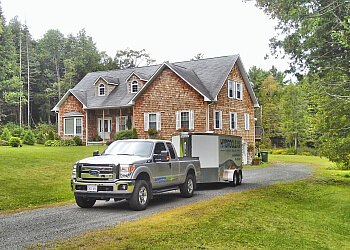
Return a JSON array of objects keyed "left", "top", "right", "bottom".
[{"left": 87, "top": 185, "right": 97, "bottom": 192}]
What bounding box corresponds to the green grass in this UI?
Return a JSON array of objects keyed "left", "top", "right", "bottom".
[
  {"left": 0, "top": 145, "right": 107, "bottom": 212},
  {"left": 31, "top": 154, "right": 350, "bottom": 249}
]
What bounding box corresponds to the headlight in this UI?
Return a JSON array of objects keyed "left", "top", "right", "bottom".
[
  {"left": 119, "top": 164, "right": 135, "bottom": 179},
  {"left": 71, "top": 164, "right": 77, "bottom": 179}
]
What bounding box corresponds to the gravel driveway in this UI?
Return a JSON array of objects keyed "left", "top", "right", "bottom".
[{"left": 0, "top": 163, "right": 312, "bottom": 249}]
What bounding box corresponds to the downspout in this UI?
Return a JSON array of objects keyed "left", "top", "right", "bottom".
[
  {"left": 102, "top": 109, "right": 105, "bottom": 142},
  {"left": 56, "top": 111, "right": 60, "bottom": 136}
]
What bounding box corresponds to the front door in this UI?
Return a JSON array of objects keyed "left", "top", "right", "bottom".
[
  {"left": 152, "top": 142, "right": 172, "bottom": 188},
  {"left": 98, "top": 118, "right": 112, "bottom": 140}
]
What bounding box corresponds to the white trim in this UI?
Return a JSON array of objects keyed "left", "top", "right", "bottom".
[
  {"left": 93, "top": 76, "right": 118, "bottom": 86},
  {"left": 63, "top": 117, "right": 83, "bottom": 136},
  {"left": 51, "top": 89, "right": 87, "bottom": 112},
  {"left": 244, "top": 113, "right": 250, "bottom": 130},
  {"left": 98, "top": 83, "right": 105, "bottom": 96},
  {"left": 131, "top": 80, "right": 138, "bottom": 93},
  {"left": 176, "top": 110, "right": 194, "bottom": 130},
  {"left": 125, "top": 71, "right": 148, "bottom": 82},
  {"left": 144, "top": 112, "right": 161, "bottom": 131}
]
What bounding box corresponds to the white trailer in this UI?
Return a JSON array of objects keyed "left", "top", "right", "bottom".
[{"left": 172, "top": 133, "right": 243, "bottom": 186}]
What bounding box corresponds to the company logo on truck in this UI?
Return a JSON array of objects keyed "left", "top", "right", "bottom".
[{"left": 220, "top": 138, "right": 241, "bottom": 149}]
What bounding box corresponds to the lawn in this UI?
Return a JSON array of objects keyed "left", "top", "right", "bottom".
[
  {"left": 30, "top": 154, "right": 350, "bottom": 249},
  {"left": 0, "top": 145, "right": 107, "bottom": 212}
]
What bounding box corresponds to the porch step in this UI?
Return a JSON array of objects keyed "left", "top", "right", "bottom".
[{"left": 87, "top": 141, "right": 106, "bottom": 146}]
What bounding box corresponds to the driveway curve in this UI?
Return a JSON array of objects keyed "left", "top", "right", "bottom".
[{"left": 0, "top": 163, "right": 312, "bottom": 249}]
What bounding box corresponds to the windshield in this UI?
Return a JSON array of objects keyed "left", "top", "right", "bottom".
[{"left": 103, "top": 141, "right": 153, "bottom": 157}]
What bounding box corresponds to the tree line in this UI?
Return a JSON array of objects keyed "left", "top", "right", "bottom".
[{"left": 0, "top": 4, "right": 154, "bottom": 126}]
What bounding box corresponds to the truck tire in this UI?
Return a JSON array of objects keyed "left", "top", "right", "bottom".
[
  {"left": 129, "top": 180, "right": 149, "bottom": 211},
  {"left": 238, "top": 171, "right": 243, "bottom": 185},
  {"left": 180, "top": 174, "right": 194, "bottom": 198},
  {"left": 230, "top": 172, "right": 239, "bottom": 187},
  {"left": 75, "top": 196, "right": 96, "bottom": 208}
]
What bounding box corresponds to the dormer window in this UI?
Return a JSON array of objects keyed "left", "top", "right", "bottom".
[
  {"left": 131, "top": 81, "right": 138, "bottom": 93},
  {"left": 99, "top": 83, "right": 105, "bottom": 96}
]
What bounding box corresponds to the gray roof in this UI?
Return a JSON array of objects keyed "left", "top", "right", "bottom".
[{"left": 52, "top": 55, "right": 259, "bottom": 111}]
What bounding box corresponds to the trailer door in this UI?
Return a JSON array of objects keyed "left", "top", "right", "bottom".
[{"left": 243, "top": 142, "right": 247, "bottom": 165}]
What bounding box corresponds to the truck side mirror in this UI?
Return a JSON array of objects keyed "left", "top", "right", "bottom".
[
  {"left": 93, "top": 150, "right": 100, "bottom": 157},
  {"left": 160, "top": 150, "right": 170, "bottom": 162}
]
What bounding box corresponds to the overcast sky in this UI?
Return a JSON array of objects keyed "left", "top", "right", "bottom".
[{"left": 1, "top": 0, "right": 290, "bottom": 73}]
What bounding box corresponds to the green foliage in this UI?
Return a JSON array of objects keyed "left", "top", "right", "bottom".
[
  {"left": 115, "top": 130, "right": 133, "bottom": 141},
  {"left": 23, "top": 130, "right": 36, "bottom": 145},
  {"left": 0, "top": 140, "right": 9, "bottom": 146},
  {"left": 147, "top": 128, "right": 158, "bottom": 137},
  {"left": 9, "top": 137, "right": 21, "bottom": 147},
  {"left": 45, "top": 140, "right": 61, "bottom": 147},
  {"left": 47, "top": 130, "right": 55, "bottom": 140},
  {"left": 73, "top": 136, "right": 83, "bottom": 146},
  {"left": 12, "top": 127, "right": 24, "bottom": 138},
  {"left": 131, "top": 128, "right": 138, "bottom": 139},
  {"left": 61, "top": 139, "right": 77, "bottom": 146},
  {"left": 36, "top": 131, "right": 46, "bottom": 144},
  {"left": 0, "top": 128, "right": 11, "bottom": 141}
]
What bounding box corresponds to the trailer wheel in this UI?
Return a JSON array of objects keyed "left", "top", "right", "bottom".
[
  {"left": 230, "top": 172, "right": 239, "bottom": 187},
  {"left": 75, "top": 196, "right": 96, "bottom": 208},
  {"left": 129, "top": 180, "right": 149, "bottom": 211},
  {"left": 180, "top": 174, "right": 194, "bottom": 198},
  {"left": 238, "top": 171, "right": 243, "bottom": 185}
]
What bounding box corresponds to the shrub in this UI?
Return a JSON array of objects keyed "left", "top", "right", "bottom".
[
  {"left": 1, "top": 128, "right": 12, "bottom": 141},
  {"left": 36, "top": 131, "right": 46, "bottom": 144},
  {"left": 45, "top": 140, "right": 61, "bottom": 147},
  {"left": 73, "top": 136, "right": 83, "bottom": 146},
  {"left": 9, "top": 137, "right": 21, "bottom": 147},
  {"left": 285, "top": 148, "right": 296, "bottom": 155},
  {"left": 147, "top": 129, "right": 158, "bottom": 137},
  {"left": 62, "top": 139, "right": 77, "bottom": 146},
  {"left": 131, "top": 128, "right": 138, "bottom": 139},
  {"left": 0, "top": 140, "right": 9, "bottom": 146},
  {"left": 47, "top": 130, "right": 55, "bottom": 140},
  {"left": 12, "top": 127, "right": 24, "bottom": 138},
  {"left": 115, "top": 130, "right": 133, "bottom": 141},
  {"left": 94, "top": 135, "right": 102, "bottom": 141},
  {"left": 106, "top": 140, "right": 114, "bottom": 146},
  {"left": 23, "top": 130, "right": 36, "bottom": 145}
]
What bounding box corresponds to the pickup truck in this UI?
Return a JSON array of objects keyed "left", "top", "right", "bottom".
[{"left": 71, "top": 139, "right": 201, "bottom": 210}]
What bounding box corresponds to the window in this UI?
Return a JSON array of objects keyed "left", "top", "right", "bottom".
[
  {"left": 131, "top": 81, "right": 138, "bottom": 93},
  {"left": 175, "top": 111, "right": 194, "bottom": 130},
  {"left": 64, "top": 117, "right": 83, "bottom": 135},
  {"left": 230, "top": 112, "right": 237, "bottom": 130},
  {"left": 213, "top": 110, "right": 222, "bottom": 129},
  {"left": 244, "top": 113, "right": 250, "bottom": 130},
  {"left": 166, "top": 142, "right": 176, "bottom": 159},
  {"left": 236, "top": 83, "right": 242, "bottom": 100},
  {"left": 116, "top": 116, "right": 129, "bottom": 131},
  {"left": 228, "top": 80, "right": 243, "bottom": 100},
  {"left": 154, "top": 142, "right": 166, "bottom": 154},
  {"left": 98, "top": 83, "right": 105, "bottom": 96},
  {"left": 144, "top": 112, "right": 161, "bottom": 131}
]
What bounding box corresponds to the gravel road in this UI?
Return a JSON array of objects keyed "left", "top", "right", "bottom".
[{"left": 0, "top": 163, "right": 312, "bottom": 249}]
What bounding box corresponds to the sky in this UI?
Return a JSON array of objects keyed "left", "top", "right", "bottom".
[{"left": 1, "top": 0, "right": 290, "bottom": 73}]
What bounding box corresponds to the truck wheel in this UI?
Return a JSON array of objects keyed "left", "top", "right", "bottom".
[
  {"left": 129, "top": 180, "right": 149, "bottom": 211},
  {"left": 230, "top": 172, "right": 238, "bottom": 187},
  {"left": 180, "top": 174, "right": 194, "bottom": 198},
  {"left": 75, "top": 196, "right": 96, "bottom": 208},
  {"left": 238, "top": 171, "right": 243, "bottom": 185}
]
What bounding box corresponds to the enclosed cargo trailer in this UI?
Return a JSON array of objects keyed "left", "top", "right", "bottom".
[{"left": 172, "top": 133, "right": 243, "bottom": 186}]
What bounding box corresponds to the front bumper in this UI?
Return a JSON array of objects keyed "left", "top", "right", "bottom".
[{"left": 71, "top": 179, "right": 135, "bottom": 200}]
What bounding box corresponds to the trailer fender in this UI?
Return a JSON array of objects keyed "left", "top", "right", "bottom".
[{"left": 223, "top": 169, "right": 237, "bottom": 182}]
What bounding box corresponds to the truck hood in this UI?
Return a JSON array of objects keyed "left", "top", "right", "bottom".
[{"left": 78, "top": 155, "right": 149, "bottom": 165}]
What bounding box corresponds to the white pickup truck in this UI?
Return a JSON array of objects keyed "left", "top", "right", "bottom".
[{"left": 71, "top": 139, "right": 201, "bottom": 210}]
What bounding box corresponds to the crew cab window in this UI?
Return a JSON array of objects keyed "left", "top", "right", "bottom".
[
  {"left": 154, "top": 142, "right": 166, "bottom": 155},
  {"left": 166, "top": 142, "right": 176, "bottom": 159}
]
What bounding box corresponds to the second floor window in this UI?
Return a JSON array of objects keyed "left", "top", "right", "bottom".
[
  {"left": 131, "top": 81, "right": 138, "bottom": 93},
  {"left": 228, "top": 80, "right": 243, "bottom": 100},
  {"left": 144, "top": 112, "right": 161, "bottom": 131},
  {"left": 230, "top": 112, "right": 237, "bottom": 130},
  {"left": 99, "top": 83, "right": 105, "bottom": 96},
  {"left": 175, "top": 110, "right": 194, "bottom": 130}
]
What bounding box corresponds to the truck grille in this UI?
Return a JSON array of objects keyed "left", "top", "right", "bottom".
[{"left": 77, "top": 163, "right": 118, "bottom": 182}]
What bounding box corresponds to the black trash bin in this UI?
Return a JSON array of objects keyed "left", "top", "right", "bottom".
[{"left": 261, "top": 151, "right": 268, "bottom": 162}]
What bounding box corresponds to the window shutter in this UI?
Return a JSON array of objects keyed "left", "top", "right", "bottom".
[
  {"left": 176, "top": 111, "right": 181, "bottom": 130},
  {"left": 229, "top": 112, "right": 233, "bottom": 130},
  {"left": 228, "top": 80, "right": 232, "bottom": 98},
  {"left": 156, "top": 112, "right": 161, "bottom": 131},
  {"left": 234, "top": 113, "right": 237, "bottom": 130},
  {"left": 219, "top": 111, "right": 222, "bottom": 129},
  {"left": 144, "top": 113, "right": 149, "bottom": 131},
  {"left": 245, "top": 114, "right": 250, "bottom": 130},
  {"left": 233, "top": 82, "right": 236, "bottom": 99},
  {"left": 189, "top": 110, "right": 194, "bottom": 130}
]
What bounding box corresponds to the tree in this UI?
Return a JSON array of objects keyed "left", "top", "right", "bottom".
[
  {"left": 113, "top": 48, "right": 155, "bottom": 69},
  {"left": 280, "top": 83, "right": 309, "bottom": 153},
  {"left": 255, "top": 0, "right": 350, "bottom": 168}
]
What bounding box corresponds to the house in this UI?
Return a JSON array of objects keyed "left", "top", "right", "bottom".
[{"left": 52, "top": 55, "right": 259, "bottom": 164}]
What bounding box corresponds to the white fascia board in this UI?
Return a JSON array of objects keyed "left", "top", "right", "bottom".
[
  {"left": 93, "top": 76, "right": 118, "bottom": 86},
  {"left": 126, "top": 72, "right": 148, "bottom": 82}
]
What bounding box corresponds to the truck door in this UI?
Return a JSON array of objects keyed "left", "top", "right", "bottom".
[
  {"left": 166, "top": 142, "right": 180, "bottom": 184},
  {"left": 152, "top": 142, "right": 172, "bottom": 188}
]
